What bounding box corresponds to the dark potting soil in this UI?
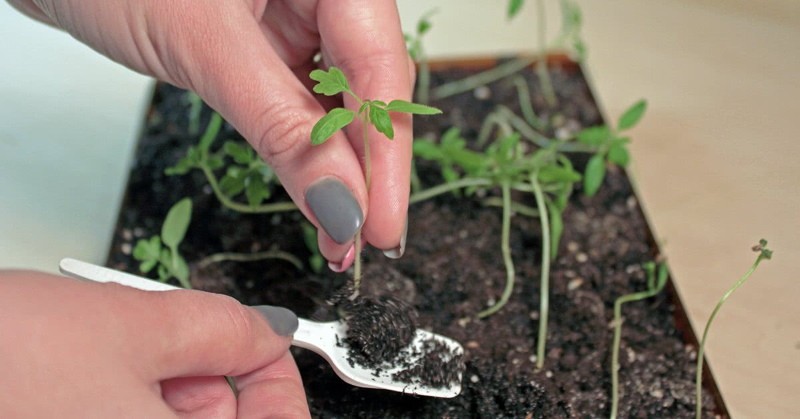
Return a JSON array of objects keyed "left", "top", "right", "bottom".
[
  {"left": 107, "top": 57, "right": 723, "bottom": 418},
  {"left": 340, "top": 296, "right": 419, "bottom": 370}
]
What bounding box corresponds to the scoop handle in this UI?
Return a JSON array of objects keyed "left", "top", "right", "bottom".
[{"left": 59, "top": 258, "right": 181, "bottom": 291}]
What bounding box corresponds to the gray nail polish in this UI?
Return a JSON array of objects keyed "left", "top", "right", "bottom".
[
  {"left": 383, "top": 217, "right": 408, "bottom": 259},
  {"left": 252, "top": 305, "right": 299, "bottom": 337},
  {"left": 305, "top": 178, "right": 364, "bottom": 244}
]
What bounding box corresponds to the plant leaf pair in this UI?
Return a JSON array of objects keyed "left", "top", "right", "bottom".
[
  {"left": 576, "top": 99, "right": 647, "bottom": 196},
  {"left": 309, "top": 67, "right": 442, "bottom": 146}
]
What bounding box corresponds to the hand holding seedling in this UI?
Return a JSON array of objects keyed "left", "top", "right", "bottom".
[
  {"left": 9, "top": 0, "right": 415, "bottom": 271},
  {"left": 0, "top": 270, "right": 309, "bottom": 417}
]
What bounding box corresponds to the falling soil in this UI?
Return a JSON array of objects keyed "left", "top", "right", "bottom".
[{"left": 107, "top": 56, "right": 726, "bottom": 417}]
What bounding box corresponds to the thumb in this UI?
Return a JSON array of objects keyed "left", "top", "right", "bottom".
[{"left": 131, "top": 289, "right": 298, "bottom": 380}]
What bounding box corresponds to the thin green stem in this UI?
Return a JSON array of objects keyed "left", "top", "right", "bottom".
[
  {"left": 497, "top": 106, "right": 594, "bottom": 153},
  {"left": 409, "top": 178, "right": 493, "bottom": 204},
  {"left": 431, "top": 56, "right": 536, "bottom": 100},
  {"left": 197, "top": 249, "right": 303, "bottom": 271},
  {"left": 530, "top": 174, "right": 551, "bottom": 370},
  {"left": 512, "top": 76, "right": 546, "bottom": 131},
  {"left": 351, "top": 111, "right": 371, "bottom": 297},
  {"left": 200, "top": 165, "right": 297, "bottom": 214},
  {"left": 611, "top": 264, "right": 668, "bottom": 419},
  {"left": 477, "top": 181, "right": 515, "bottom": 318},
  {"left": 536, "top": 0, "right": 557, "bottom": 107},
  {"left": 481, "top": 197, "right": 540, "bottom": 218},
  {"left": 695, "top": 248, "right": 771, "bottom": 419},
  {"left": 477, "top": 110, "right": 514, "bottom": 147},
  {"left": 416, "top": 52, "right": 431, "bottom": 104}
]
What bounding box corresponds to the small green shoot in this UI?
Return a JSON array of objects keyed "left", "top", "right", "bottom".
[
  {"left": 405, "top": 9, "right": 436, "bottom": 104},
  {"left": 301, "top": 221, "right": 325, "bottom": 274},
  {"left": 310, "top": 66, "right": 441, "bottom": 294},
  {"left": 507, "top": 0, "right": 525, "bottom": 19},
  {"left": 166, "top": 112, "right": 296, "bottom": 214},
  {"left": 185, "top": 91, "right": 204, "bottom": 136},
  {"left": 133, "top": 198, "right": 193, "bottom": 289},
  {"left": 577, "top": 99, "right": 647, "bottom": 196},
  {"left": 610, "top": 261, "right": 668, "bottom": 419},
  {"left": 695, "top": 240, "right": 773, "bottom": 419}
]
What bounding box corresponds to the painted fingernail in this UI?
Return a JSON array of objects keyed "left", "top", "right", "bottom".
[
  {"left": 329, "top": 244, "right": 356, "bottom": 273},
  {"left": 383, "top": 217, "right": 408, "bottom": 259},
  {"left": 251, "top": 305, "right": 299, "bottom": 337},
  {"left": 305, "top": 178, "right": 364, "bottom": 244}
]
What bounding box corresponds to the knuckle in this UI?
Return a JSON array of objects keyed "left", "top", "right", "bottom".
[
  {"left": 252, "top": 103, "right": 310, "bottom": 171},
  {"left": 214, "top": 295, "right": 256, "bottom": 345}
]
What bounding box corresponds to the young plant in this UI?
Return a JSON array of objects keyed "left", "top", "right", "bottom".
[
  {"left": 405, "top": 9, "right": 436, "bottom": 104},
  {"left": 309, "top": 66, "right": 441, "bottom": 294},
  {"left": 695, "top": 240, "right": 772, "bottom": 419},
  {"left": 413, "top": 127, "right": 581, "bottom": 369},
  {"left": 166, "top": 112, "right": 296, "bottom": 213},
  {"left": 609, "top": 261, "right": 668, "bottom": 419},
  {"left": 133, "top": 198, "right": 193, "bottom": 288},
  {"left": 577, "top": 99, "right": 647, "bottom": 196}
]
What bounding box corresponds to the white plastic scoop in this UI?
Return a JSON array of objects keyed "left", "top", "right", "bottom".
[{"left": 58, "top": 258, "right": 463, "bottom": 398}]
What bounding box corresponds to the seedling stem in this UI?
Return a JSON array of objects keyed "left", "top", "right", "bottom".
[{"left": 695, "top": 240, "right": 772, "bottom": 419}]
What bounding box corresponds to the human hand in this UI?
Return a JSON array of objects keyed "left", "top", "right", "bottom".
[
  {"left": 8, "top": 0, "right": 414, "bottom": 271},
  {"left": 0, "top": 270, "right": 310, "bottom": 418}
]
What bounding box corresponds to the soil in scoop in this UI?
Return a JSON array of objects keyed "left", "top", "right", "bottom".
[
  {"left": 107, "top": 58, "right": 722, "bottom": 417},
  {"left": 341, "top": 296, "right": 417, "bottom": 370},
  {"left": 338, "top": 295, "right": 464, "bottom": 388}
]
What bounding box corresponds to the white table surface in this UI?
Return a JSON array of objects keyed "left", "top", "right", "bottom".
[{"left": 1, "top": 1, "right": 798, "bottom": 417}]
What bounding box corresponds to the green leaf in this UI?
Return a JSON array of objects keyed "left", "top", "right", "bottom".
[
  {"left": 369, "top": 104, "right": 394, "bottom": 139},
  {"left": 412, "top": 139, "right": 444, "bottom": 160},
  {"left": 385, "top": 100, "right": 442, "bottom": 115},
  {"left": 173, "top": 254, "right": 190, "bottom": 285},
  {"left": 207, "top": 155, "right": 225, "bottom": 171},
  {"left": 311, "top": 108, "right": 355, "bottom": 145},
  {"left": 223, "top": 141, "right": 253, "bottom": 164},
  {"left": 310, "top": 67, "right": 350, "bottom": 96},
  {"left": 133, "top": 236, "right": 161, "bottom": 273},
  {"left": 219, "top": 171, "right": 246, "bottom": 197},
  {"left": 576, "top": 125, "right": 610, "bottom": 146},
  {"left": 583, "top": 154, "right": 606, "bottom": 197},
  {"left": 508, "top": 0, "right": 525, "bottom": 19},
  {"left": 538, "top": 165, "right": 582, "bottom": 183},
  {"left": 161, "top": 198, "right": 192, "bottom": 249},
  {"left": 617, "top": 99, "right": 647, "bottom": 131},
  {"left": 245, "top": 174, "right": 270, "bottom": 207},
  {"left": 139, "top": 259, "right": 158, "bottom": 274},
  {"left": 607, "top": 143, "right": 631, "bottom": 167}
]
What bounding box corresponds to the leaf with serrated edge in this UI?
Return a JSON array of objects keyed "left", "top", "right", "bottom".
[
  {"left": 310, "top": 67, "right": 350, "bottom": 96},
  {"left": 311, "top": 108, "right": 355, "bottom": 145},
  {"left": 385, "top": 100, "right": 442, "bottom": 115}
]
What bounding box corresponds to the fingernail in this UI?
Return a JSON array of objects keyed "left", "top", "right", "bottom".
[
  {"left": 383, "top": 217, "right": 408, "bottom": 259},
  {"left": 305, "top": 178, "right": 364, "bottom": 244},
  {"left": 329, "top": 244, "right": 355, "bottom": 273},
  {"left": 251, "top": 305, "right": 299, "bottom": 337}
]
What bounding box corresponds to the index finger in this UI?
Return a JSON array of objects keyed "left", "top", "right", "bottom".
[{"left": 317, "top": 0, "right": 414, "bottom": 255}]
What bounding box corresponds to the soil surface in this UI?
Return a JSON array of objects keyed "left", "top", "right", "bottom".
[{"left": 108, "top": 57, "right": 723, "bottom": 418}]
